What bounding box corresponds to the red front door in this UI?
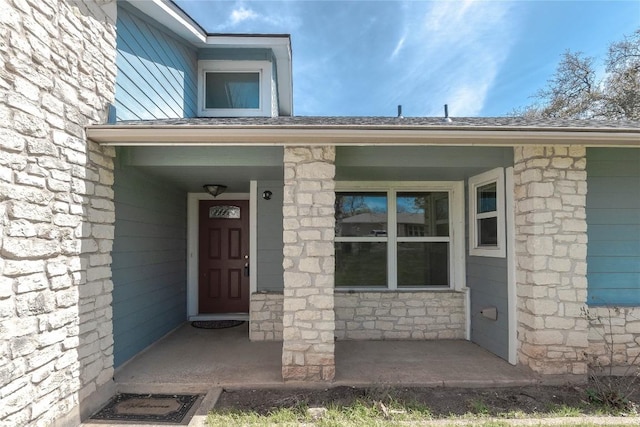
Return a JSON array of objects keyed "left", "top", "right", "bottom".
[{"left": 198, "top": 200, "right": 250, "bottom": 314}]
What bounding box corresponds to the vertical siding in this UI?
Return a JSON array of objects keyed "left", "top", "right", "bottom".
[
  {"left": 112, "top": 163, "right": 187, "bottom": 367},
  {"left": 467, "top": 256, "right": 509, "bottom": 359},
  {"left": 115, "top": 4, "right": 197, "bottom": 120},
  {"left": 587, "top": 148, "right": 640, "bottom": 306},
  {"left": 257, "top": 181, "right": 284, "bottom": 291}
]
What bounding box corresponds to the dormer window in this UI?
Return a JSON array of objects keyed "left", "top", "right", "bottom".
[
  {"left": 205, "top": 72, "right": 259, "bottom": 109},
  {"left": 198, "top": 60, "right": 273, "bottom": 117}
]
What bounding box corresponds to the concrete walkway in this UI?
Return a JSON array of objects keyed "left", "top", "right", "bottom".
[
  {"left": 114, "top": 322, "right": 536, "bottom": 393},
  {"left": 83, "top": 322, "right": 540, "bottom": 426}
]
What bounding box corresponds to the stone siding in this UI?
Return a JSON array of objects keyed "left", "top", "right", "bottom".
[
  {"left": 1, "top": 0, "right": 117, "bottom": 425},
  {"left": 514, "top": 146, "right": 589, "bottom": 376},
  {"left": 335, "top": 292, "right": 466, "bottom": 340},
  {"left": 587, "top": 306, "right": 640, "bottom": 372},
  {"left": 250, "top": 292, "right": 283, "bottom": 341},
  {"left": 282, "top": 146, "right": 336, "bottom": 381},
  {"left": 249, "top": 291, "right": 466, "bottom": 342}
]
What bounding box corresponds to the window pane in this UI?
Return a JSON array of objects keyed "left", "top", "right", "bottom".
[
  {"left": 396, "top": 192, "right": 449, "bottom": 237},
  {"left": 335, "top": 193, "right": 387, "bottom": 237},
  {"left": 477, "top": 182, "right": 497, "bottom": 213},
  {"left": 335, "top": 242, "right": 387, "bottom": 287},
  {"left": 478, "top": 217, "right": 498, "bottom": 246},
  {"left": 397, "top": 242, "right": 449, "bottom": 286},
  {"left": 205, "top": 72, "right": 259, "bottom": 109}
]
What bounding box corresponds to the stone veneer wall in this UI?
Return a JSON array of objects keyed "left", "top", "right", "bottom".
[
  {"left": 249, "top": 291, "right": 465, "bottom": 342},
  {"left": 514, "top": 146, "right": 589, "bottom": 376},
  {"left": 335, "top": 292, "right": 466, "bottom": 340},
  {"left": 250, "top": 292, "right": 284, "bottom": 341},
  {"left": 587, "top": 306, "right": 640, "bottom": 371},
  {"left": 282, "top": 146, "right": 336, "bottom": 381},
  {"left": 1, "top": 0, "right": 117, "bottom": 425}
]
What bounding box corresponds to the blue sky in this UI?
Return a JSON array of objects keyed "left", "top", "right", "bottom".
[{"left": 175, "top": 0, "right": 640, "bottom": 117}]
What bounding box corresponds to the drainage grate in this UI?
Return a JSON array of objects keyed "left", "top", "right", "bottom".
[{"left": 90, "top": 393, "right": 200, "bottom": 424}]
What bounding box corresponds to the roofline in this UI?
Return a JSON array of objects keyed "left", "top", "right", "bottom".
[
  {"left": 124, "top": 0, "right": 294, "bottom": 116},
  {"left": 127, "top": 0, "right": 208, "bottom": 44},
  {"left": 86, "top": 125, "right": 640, "bottom": 147},
  {"left": 206, "top": 33, "right": 292, "bottom": 38}
]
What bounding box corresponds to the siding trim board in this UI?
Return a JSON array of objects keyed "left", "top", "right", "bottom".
[{"left": 88, "top": 127, "right": 640, "bottom": 147}]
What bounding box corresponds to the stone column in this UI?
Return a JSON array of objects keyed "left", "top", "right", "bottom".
[
  {"left": 282, "top": 146, "right": 336, "bottom": 381},
  {"left": 514, "top": 146, "right": 589, "bottom": 376}
]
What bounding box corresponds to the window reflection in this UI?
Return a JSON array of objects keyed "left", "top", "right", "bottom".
[
  {"left": 396, "top": 192, "right": 449, "bottom": 237},
  {"left": 335, "top": 193, "right": 387, "bottom": 238}
]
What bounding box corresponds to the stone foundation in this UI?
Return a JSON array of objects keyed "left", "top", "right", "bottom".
[
  {"left": 587, "top": 306, "right": 640, "bottom": 372},
  {"left": 335, "top": 291, "right": 466, "bottom": 340},
  {"left": 514, "top": 146, "right": 589, "bottom": 376},
  {"left": 250, "top": 292, "right": 284, "bottom": 341}
]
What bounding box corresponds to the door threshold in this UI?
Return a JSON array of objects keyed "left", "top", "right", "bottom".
[{"left": 189, "top": 313, "right": 249, "bottom": 321}]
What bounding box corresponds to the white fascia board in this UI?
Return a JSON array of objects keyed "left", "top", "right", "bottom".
[
  {"left": 204, "top": 36, "right": 293, "bottom": 116},
  {"left": 127, "top": 0, "right": 206, "bottom": 44},
  {"left": 87, "top": 127, "right": 640, "bottom": 147}
]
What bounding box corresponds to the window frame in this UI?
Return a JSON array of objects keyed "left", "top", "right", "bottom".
[
  {"left": 335, "top": 181, "right": 465, "bottom": 291},
  {"left": 468, "top": 167, "right": 506, "bottom": 258},
  {"left": 197, "top": 60, "right": 272, "bottom": 117}
]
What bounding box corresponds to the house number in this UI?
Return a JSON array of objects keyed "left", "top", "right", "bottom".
[{"left": 209, "top": 205, "right": 241, "bottom": 219}]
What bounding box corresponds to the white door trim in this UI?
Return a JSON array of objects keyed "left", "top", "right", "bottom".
[
  {"left": 506, "top": 166, "right": 518, "bottom": 365},
  {"left": 186, "top": 188, "right": 256, "bottom": 319}
]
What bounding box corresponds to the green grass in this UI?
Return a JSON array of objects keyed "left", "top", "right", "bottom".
[
  {"left": 469, "top": 398, "right": 491, "bottom": 415},
  {"left": 208, "top": 399, "right": 436, "bottom": 426},
  {"left": 207, "top": 399, "right": 631, "bottom": 426}
]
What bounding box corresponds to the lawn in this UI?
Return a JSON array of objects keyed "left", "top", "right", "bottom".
[{"left": 208, "top": 382, "right": 640, "bottom": 426}]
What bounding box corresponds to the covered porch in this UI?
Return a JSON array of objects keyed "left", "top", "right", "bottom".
[
  {"left": 114, "top": 322, "right": 537, "bottom": 394},
  {"left": 88, "top": 120, "right": 623, "bottom": 384}
]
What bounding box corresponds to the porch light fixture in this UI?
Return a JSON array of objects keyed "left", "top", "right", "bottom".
[{"left": 203, "top": 184, "right": 227, "bottom": 197}]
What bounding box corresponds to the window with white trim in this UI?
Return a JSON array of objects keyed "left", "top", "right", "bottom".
[
  {"left": 468, "top": 168, "right": 506, "bottom": 258},
  {"left": 197, "top": 60, "right": 272, "bottom": 117},
  {"left": 335, "top": 182, "right": 465, "bottom": 290}
]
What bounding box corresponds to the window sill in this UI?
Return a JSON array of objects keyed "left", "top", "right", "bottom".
[{"left": 335, "top": 287, "right": 462, "bottom": 293}]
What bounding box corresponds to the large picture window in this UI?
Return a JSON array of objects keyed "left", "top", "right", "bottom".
[
  {"left": 335, "top": 183, "right": 465, "bottom": 290},
  {"left": 468, "top": 168, "right": 506, "bottom": 258}
]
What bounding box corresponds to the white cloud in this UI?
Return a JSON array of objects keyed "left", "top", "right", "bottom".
[
  {"left": 230, "top": 7, "right": 258, "bottom": 25},
  {"left": 390, "top": 34, "right": 407, "bottom": 60},
  {"left": 386, "top": 0, "right": 518, "bottom": 116},
  {"left": 212, "top": 1, "right": 302, "bottom": 32}
]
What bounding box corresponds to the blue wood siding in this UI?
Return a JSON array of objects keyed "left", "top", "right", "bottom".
[
  {"left": 336, "top": 146, "right": 513, "bottom": 181},
  {"left": 467, "top": 256, "right": 509, "bottom": 360},
  {"left": 115, "top": 4, "right": 197, "bottom": 120},
  {"left": 257, "top": 181, "right": 284, "bottom": 291},
  {"left": 587, "top": 148, "right": 640, "bottom": 306},
  {"left": 112, "top": 162, "right": 187, "bottom": 367}
]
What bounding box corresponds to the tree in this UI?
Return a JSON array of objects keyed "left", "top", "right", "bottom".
[{"left": 516, "top": 28, "right": 640, "bottom": 120}]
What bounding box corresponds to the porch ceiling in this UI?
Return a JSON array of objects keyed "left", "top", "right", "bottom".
[
  {"left": 118, "top": 146, "right": 284, "bottom": 193},
  {"left": 136, "top": 165, "right": 282, "bottom": 193}
]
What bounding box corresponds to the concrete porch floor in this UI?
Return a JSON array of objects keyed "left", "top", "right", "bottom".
[{"left": 114, "top": 322, "right": 537, "bottom": 394}]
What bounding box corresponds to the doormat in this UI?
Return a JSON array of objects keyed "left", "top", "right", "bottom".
[
  {"left": 191, "top": 320, "right": 245, "bottom": 329},
  {"left": 90, "top": 393, "right": 200, "bottom": 424}
]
